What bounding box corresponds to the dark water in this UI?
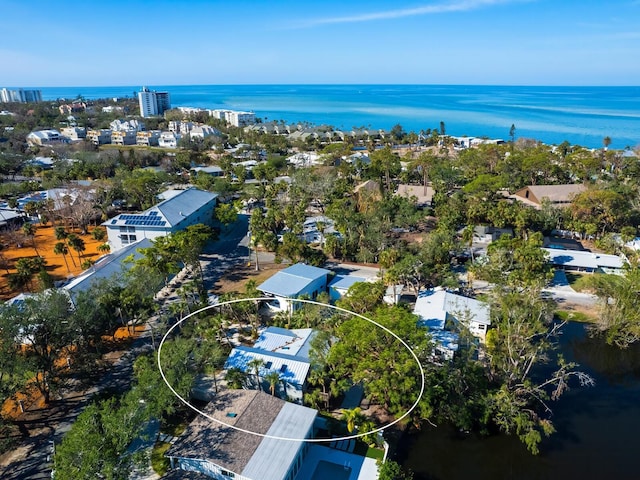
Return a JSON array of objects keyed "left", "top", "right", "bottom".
[
  {"left": 399, "top": 322, "right": 640, "bottom": 479},
  {"left": 38, "top": 85, "right": 640, "bottom": 149}
]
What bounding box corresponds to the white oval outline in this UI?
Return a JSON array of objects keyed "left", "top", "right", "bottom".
[{"left": 158, "top": 297, "right": 425, "bottom": 443}]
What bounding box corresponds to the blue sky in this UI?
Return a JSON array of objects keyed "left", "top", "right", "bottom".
[{"left": 2, "top": 0, "right": 639, "bottom": 86}]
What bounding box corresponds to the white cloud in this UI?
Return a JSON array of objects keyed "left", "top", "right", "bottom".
[{"left": 291, "top": 0, "right": 525, "bottom": 28}]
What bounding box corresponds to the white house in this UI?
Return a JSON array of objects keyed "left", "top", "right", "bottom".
[
  {"left": 61, "top": 238, "right": 153, "bottom": 302},
  {"left": 165, "top": 390, "right": 316, "bottom": 480},
  {"left": 257, "top": 263, "right": 331, "bottom": 313},
  {"left": 159, "top": 131, "right": 181, "bottom": 148},
  {"left": 543, "top": 247, "right": 625, "bottom": 274},
  {"left": 414, "top": 288, "right": 491, "bottom": 358},
  {"left": 224, "top": 327, "right": 315, "bottom": 403},
  {"left": 328, "top": 275, "right": 366, "bottom": 302},
  {"left": 26, "top": 129, "right": 64, "bottom": 146},
  {"left": 103, "top": 188, "right": 218, "bottom": 252}
]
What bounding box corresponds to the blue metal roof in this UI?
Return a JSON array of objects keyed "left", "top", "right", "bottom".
[
  {"left": 328, "top": 275, "right": 365, "bottom": 291},
  {"left": 224, "top": 346, "right": 310, "bottom": 387},
  {"left": 258, "top": 263, "right": 330, "bottom": 297}
]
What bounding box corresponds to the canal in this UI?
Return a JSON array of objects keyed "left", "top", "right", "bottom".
[{"left": 399, "top": 321, "right": 640, "bottom": 479}]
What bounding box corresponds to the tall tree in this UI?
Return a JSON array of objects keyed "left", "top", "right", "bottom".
[{"left": 54, "top": 241, "right": 71, "bottom": 273}]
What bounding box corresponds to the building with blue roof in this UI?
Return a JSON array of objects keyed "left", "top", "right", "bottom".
[
  {"left": 224, "top": 327, "right": 316, "bottom": 403},
  {"left": 103, "top": 188, "right": 218, "bottom": 252},
  {"left": 328, "top": 275, "right": 366, "bottom": 301},
  {"left": 414, "top": 288, "right": 491, "bottom": 359},
  {"left": 257, "top": 263, "right": 331, "bottom": 313}
]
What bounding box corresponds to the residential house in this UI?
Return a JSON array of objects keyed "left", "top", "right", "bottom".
[
  {"left": 26, "top": 129, "right": 65, "bottom": 146},
  {"left": 395, "top": 184, "right": 435, "bottom": 208},
  {"left": 543, "top": 247, "right": 625, "bottom": 274},
  {"left": 61, "top": 238, "right": 153, "bottom": 302},
  {"left": 511, "top": 184, "right": 586, "bottom": 209},
  {"left": 164, "top": 389, "right": 379, "bottom": 480},
  {"left": 414, "top": 288, "right": 491, "bottom": 359},
  {"left": 103, "top": 188, "right": 218, "bottom": 252},
  {"left": 136, "top": 130, "right": 161, "bottom": 146},
  {"left": 110, "top": 119, "right": 144, "bottom": 132},
  {"left": 87, "top": 129, "right": 112, "bottom": 145},
  {"left": 328, "top": 275, "right": 365, "bottom": 302},
  {"left": 159, "top": 131, "right": 181, "bottom": 148},
  {"left": 224, "top": 326, "right": 315, "bottom": 403},
  {"left": 191, "top": 165, "right": 224, "bottom": 177},
  {"left": 60, "top": 126, "right": 86, "bottom": 141},
  {"left": 286, "top": 152, "right": 322, "bottom": 167},
  {"left": 190, "top": 125, "right": 220, "bottom": 139},
  {"left": 257, "top": 263, "right": 331, "bottom": 313},
  {"left": 165, "top": 390, "right": 316, "bottom": 480},
  {"left": 111, "top": 130, "right": 137, "bottom": 146}
]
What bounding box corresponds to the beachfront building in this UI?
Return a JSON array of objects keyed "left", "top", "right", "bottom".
[
  {"left": 0, "top": 88, "right": 42, "bottom": 103},
  {"left": 103, "top": 188, "right": 217, "bottom": 252},
  {"left": 510, "top": 184, "right": 586, "bottom": 209},
  {"left": 543, "top": 247, "right": 625, "bottom": 274},
  {"left": 257, "top": 263, "right": 331, "bottom": 314},
  {"left": 224, "top": 326, "right": 315, "bottom": 403},
  {"left": 414, "top": 288, "right": 491, "bottom": 359},
  {"left": 138, "top": 86, "right": 171, "bottom": 117}
]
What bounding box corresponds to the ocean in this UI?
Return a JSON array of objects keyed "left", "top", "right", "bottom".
[{"left": 39, "top": 85, "right": 640, "bottom": 149}]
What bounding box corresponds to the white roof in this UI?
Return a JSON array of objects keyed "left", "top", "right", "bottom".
[
  {"left": 414, "top": 288, "right": 491, "bottom": 330},
  {"left": 252, "top": 327, "right": 314, "bottom": 358},
  {"left": 543, "top": 248, "right": 625, "bottom": 270}
]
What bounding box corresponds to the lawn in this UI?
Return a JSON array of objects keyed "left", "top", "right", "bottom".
[{"left": 151, "top": 441, "right": 171, "bottom": 476}]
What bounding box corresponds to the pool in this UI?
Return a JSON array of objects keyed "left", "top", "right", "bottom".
[{"left": 311, "top": 460, "right": 352, "bottom": 480}]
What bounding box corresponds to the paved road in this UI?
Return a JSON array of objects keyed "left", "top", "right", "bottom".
[{"left": 0, "top": 217, "right": 252, "bottom": 480}]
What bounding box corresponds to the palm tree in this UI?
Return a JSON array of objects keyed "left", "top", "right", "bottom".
[
  {"left": 54, "top": 242, "right": 71, "bottom": 273},
  {"left": 341, "top": 407, "right": 364, "bottom": 434},
  {"left": 247, "top": 358, "right": 264, "bottom": 390},
  {"left": 54, "top": 226, "right": 68, "bottom": 241},
  {"left": 67, "top": 234, "right": 85, "bottom": 265},
  {"left": 21, "top": 222, "right": 39, "bottom": 256},
  {"left": 97, "top": 243, "right": 111, "bottom": 254},
  {"left": 264, "top": 371, "right": 281, "bottom": 396}
]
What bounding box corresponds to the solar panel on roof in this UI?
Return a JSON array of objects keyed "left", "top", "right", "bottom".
[{"left": 149, "top": 211, "right": 157, "bottom": 216}]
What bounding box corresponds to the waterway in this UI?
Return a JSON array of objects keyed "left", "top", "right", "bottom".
[{"left": 398, "top": 321, "right": 640, "bottom": 479}]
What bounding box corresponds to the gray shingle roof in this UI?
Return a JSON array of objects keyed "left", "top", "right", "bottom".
[{"left": 166, "top": 390, "right": 316, "bottom": 480}]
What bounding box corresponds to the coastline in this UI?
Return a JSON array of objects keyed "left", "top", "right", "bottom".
[{"left": 36, "top": 85, "right": 640, "bottom": 150}]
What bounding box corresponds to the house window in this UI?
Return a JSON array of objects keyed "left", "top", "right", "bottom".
[{"left": 265, "top": 361, "right": 272, "bottom": 369}]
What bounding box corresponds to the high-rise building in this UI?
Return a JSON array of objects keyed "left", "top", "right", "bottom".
[
  {"left": 137, "top": 87, "right": 171, "bottom": 117},
  {"left": 0, "top": 88, "right": 42, "bottom": 103}
]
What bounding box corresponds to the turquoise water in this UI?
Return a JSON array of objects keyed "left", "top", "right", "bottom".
[{"left": 40, "top": 85, "right": 640, "bottom": 149}]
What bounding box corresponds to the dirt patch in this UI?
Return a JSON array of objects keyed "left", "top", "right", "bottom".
[
  {"left": 209, "top": 262, "right": 288, "bottom": 295},
  {"left": 0, "top": 224, "right": 107, "bottom": 300}
]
